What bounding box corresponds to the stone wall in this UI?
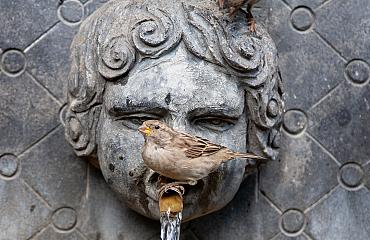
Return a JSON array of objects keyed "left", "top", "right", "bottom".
[{"left": 0, "top": 0, "right": 369, "bottom": 239}]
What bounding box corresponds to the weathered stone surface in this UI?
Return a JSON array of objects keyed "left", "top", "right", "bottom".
[
  {"left": 36, "top": 226, "right": 84, "bottom": 240},
  {"left": 77, "top": 167, "right": 159, "bottom": 240},
  {"left": 0, "top": 154, "right": 19, "bottom": 178},
  {"left": 365, "top": 163, "right": 370, "bottom": 191},
  {"left": 190, "top": 175, "right": 280, "bottom": 240},
  {"left": 283, "top": 0, "right": 326, "bottom": 9},
  {"left": 58, "top": 0, "right": 84, "bottom": 26},
  {"left": 280, "top": 209, "right": 306, "bottom": 237},
  {"left": 1, "top": 0, "right": 369, "bottom": 239},
  {"left": 260, "top": 131, "right": 338, "bottom": 211},
  {"left": 52, "top": 207, "right": 78, "bottom": 231},
  {"left": 0, "top": 0, "right": 59, "bottom": 50},
  {"left": 1, "top": 49, "right": 26, "bottom": 76},
  {"left": 26, "top": 23, "right": 79, "bottom": 101},
  {"left": 283, "top": 110, "right": 307, "bottom": 135},
  {"left": 21, "top": 127, "right": 87, "bottom": 209},
  {"left": 273, "top": 233, "right": 309, "bottom": 240},
  {"left": 64, "top": 0, "right": 283, "bottom": 222},
  {"left": 84, "top": 0, "right": 111, "bottom": 17},
  {"left": 0, "top": 179, "right": 51, "bottom": 240},
  {"left": 267, "top": 0, "right": 345, "bottom": 110},
  {"left": 0, "top": 73, "right": 60, "bottom": 155},
  {"left": 315, "top": 0, "right": 370, "bottom": 64},
  {"left": 306, "top": 187, "right": 370, "bottom": 239},
  {"left": 307, "top": 81, "right": 370, "bottom": 165}
]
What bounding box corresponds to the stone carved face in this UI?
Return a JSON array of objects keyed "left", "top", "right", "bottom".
[{"left": 65, "top": 0, "right": 283, "bottom": 220}]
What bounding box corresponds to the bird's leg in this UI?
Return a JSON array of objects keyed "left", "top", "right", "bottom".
[
  {"left": 158, "top": 180, "right": 197, "bottom": 194},
  {"left": 187, "top": 180, "right": 197, "bottom": 186},
  {"left": 229, "top": 3, "right": 243, "bottom": 17},
  {"left": 218, "top": 0, "right": 225, "bottom": 9},
  {"left": 247, "top": 3, "right": 256, "bottom": 32},
  {"left": 159, "top": 182, "right": 186, "bottom": 195}
]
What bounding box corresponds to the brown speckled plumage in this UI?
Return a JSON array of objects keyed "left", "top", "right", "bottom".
[
  {"left": 218, "top": 0, "right": 261, "bottom": 32},
  {"left": 139, "top": 120, "right": 265, "bottom": 188}
]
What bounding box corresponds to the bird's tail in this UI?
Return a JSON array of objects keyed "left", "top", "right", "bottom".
[{"left": 231, "top": 152, "right": 268, "bottom": 165}]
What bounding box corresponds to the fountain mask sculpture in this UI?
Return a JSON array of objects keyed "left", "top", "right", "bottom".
[{"left": 64, "top": 0, "right": 283, "bottom": 221}]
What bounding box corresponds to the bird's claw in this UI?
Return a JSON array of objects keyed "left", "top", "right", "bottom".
[
  {"left": 248, "top": 20, "right": 257, "bottom": 33},
  {"left": 188, "top": 180, "right": 197, "bottom": 186},
  {"left": 157, "top": 179, "right": 198, "bottom": 198},
  {"left": 159, "top": 183, "right": 185, "bottom": 197},
  {"left": 218, "top": 0, "right": 225, "bottom": 9}
]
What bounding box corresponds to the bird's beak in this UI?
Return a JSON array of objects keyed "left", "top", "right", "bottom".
[{"left": 138, "top": 125, "right": 151, "bottom": 136}]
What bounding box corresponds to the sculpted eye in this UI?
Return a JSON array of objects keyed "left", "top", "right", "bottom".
[
  {"left": 128, "top": 117, "right": 149, "bottom": 125},
  {"left": 116, "top": 114, "right": 159, "bottom": 130},
  {"left": 193, "top": 117, "right": 236, "bottom": 131},
  {"left": 155, "top": 125, "right": 160, "bottom": 129}
]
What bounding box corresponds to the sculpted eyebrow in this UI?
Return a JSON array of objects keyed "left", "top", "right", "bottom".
[
  {"left": 108, "top": 102, "right": 168, "bottom": 116},
  {"left": 188, "top": 106, "right": 242, "bottom": 118}
]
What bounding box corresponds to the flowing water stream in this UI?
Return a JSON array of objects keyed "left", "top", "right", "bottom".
[{"left": 160, "top": 210, "right": 182, "bottom": 240}]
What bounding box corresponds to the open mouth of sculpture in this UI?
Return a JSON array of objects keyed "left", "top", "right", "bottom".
[{"left": 144, "top": 171, "right": 204, "bottom": 204}]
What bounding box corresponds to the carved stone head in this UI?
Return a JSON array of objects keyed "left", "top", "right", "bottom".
[{"left": 64, "top": 0, "right": 283, "bottom": 221}]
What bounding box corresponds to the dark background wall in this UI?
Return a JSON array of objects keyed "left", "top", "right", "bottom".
[{"left": 0, "top": 0, "right": 369, "bottom": 239}]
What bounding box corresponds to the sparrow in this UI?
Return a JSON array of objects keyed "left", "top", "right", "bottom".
[
  {"left": 138, "top": 120, "right": 266, "bottom": 192},
  {"left": 218, "top": 0, "right": 260, "bottom": 32}
]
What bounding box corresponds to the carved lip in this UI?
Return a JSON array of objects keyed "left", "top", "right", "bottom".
[{"left": 143, "top": 169, "right": 204, "bottom": 205}]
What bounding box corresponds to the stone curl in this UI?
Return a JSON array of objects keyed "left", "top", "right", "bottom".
[
  {"left": 98, "top": 37, "right": 136, "bottom": 80},
  {"left": 65, "top": 0, "right": 283, "bottom": 161},
  {"left": 131, "top": 7, "right": 182, "bottom": 57}
]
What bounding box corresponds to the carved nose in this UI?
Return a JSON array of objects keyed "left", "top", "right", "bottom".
[{"left": 169, "top": 116, "right": 187, "bottom": 132}]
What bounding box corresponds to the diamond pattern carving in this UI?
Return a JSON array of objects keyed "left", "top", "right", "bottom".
[
  {"left": 0, "top": 179, "right": 51, "bottom": 240},
  {"left": 260, "top": 132, "right": 338, "bottom": 211},
  {"left": 0, "top": 0, "right": 59, "bottom": 50},
  {"left": 308, "top": 82, "right": 370, "bottom": 165},
  {"left": 0, "top": 73, "right": 59, "bottom": 155},
  {"left": 306, "top": 187, "right": 370, "bottom": 239},
  {"left": 21, "top": 128, "right": 87, "bottom": 209},
  {"left": 0, "top": 0, "right": 369, "bottom": 239}
]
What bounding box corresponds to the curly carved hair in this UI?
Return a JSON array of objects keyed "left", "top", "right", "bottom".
[{"left": 65, "top": 0, "right": 284, "bottom": 165}]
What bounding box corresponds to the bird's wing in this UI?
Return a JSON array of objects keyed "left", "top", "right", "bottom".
[{"left": 175, "top": 132, "right": 226, "bottom": 159}]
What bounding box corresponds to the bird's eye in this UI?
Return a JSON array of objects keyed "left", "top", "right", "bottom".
[
  {"left": 154, "top": 125, "right": 160, "bottom": 129},
  {"left": 193, "top": 117, "right": 236, "bottom": 131}
]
